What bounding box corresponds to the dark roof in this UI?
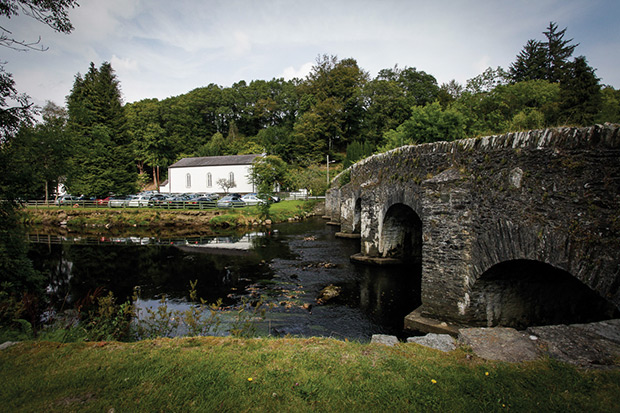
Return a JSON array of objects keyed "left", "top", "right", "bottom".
[{"left": 169, "top": 154, "right": 263, "bottom": 168}]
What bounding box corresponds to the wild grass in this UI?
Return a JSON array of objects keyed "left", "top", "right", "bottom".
[{"left": 1, "top": 337, "right": 618, "bottom": 412}]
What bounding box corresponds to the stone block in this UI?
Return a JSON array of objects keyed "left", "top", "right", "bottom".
[
  {"left": 458, "top": 327, "right": 541, "bottom": 362},
  {"left": 370, "top": 334, "right": 399, "bottom": 346},
  {"left": 527, "top": 323, "right": 620, "bottom": 367},
  {"left": 407, "top": 333, "right": 456, "bottom": 352}
]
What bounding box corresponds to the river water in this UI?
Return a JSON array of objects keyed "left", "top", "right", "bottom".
[{"left": 27, "top": 217, "right": 421, "bottom": 341}]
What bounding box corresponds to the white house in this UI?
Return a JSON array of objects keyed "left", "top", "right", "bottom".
[{"left": 162, "top": 154, "right": 263, "bottom": 194}]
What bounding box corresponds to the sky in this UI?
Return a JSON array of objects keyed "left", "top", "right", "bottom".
[{"left": 4, "top": 0, "right": 620, "bottom": 109}]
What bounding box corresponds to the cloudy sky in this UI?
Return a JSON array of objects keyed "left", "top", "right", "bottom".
[{"left": 5, "top": 0, "right": 620, "bottom": 108}]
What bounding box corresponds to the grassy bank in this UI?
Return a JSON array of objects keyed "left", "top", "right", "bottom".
[
  {"left": 22, "top": 200, "right": 320, "bottom": 233},
  {"left": 1, "top": 337, "right": 618, "bottom": 412}
]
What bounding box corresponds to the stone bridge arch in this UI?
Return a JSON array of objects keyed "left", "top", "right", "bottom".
[
  {"left": 352, "top": 197, "right": 362, "bottom": 234},
  {"left": 379, "top": 203, "right": 422, "bottom": 262},
  {"left": 464, "top": 259, "right": 619, "bottom": 329},
  {"left": 326, "top": 125, "right": 620, "bottom": 333}
]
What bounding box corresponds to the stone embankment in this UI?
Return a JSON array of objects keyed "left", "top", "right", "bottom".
[{"left": 372, "top": 319, "right": 620, "bottom": 368}]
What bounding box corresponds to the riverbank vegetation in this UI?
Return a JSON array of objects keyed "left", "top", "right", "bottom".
[
  {"left": 22, "top": 199, "right": 320, "bottom": 232},
  {"left": 2, "top": 337, "right": 619, "bottom": 412}
]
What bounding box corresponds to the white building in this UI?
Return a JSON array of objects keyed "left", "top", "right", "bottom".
[{"left": 162, "top": 154, "right": 263, "bottom": 194}]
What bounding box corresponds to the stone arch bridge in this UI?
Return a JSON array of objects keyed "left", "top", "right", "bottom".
[{"left": 325, "top": 125, "right": 620, "bottom": 333}]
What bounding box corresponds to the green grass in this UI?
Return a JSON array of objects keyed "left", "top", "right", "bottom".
[
  {"left": 23, "top": 200, "right": 320, "bottom": 230},
  {"left": 1, "top": 337, "right": 619, "bottom": 412}
]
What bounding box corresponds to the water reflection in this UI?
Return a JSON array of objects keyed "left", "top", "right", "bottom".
[{"left": 28, "top": 218, "right": 421, "bottom": 340}]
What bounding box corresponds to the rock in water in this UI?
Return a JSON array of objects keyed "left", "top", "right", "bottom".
[{"left": 316, "top": 284, "right": 341, "bottom": 304}]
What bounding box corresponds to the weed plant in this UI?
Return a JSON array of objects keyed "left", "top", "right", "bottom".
[{"left": 3, "top": 280, "right": 267, "bottom": 343}]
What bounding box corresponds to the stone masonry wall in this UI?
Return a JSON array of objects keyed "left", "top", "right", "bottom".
[{"left": 327, "top": 125, "right": 620, "bottom": 325}]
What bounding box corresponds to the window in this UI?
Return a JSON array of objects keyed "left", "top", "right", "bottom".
[
  {"left": 229, "top": 172, "right": 235, "bottom": 185},
  {"left": 206, "top": 172, "right": 212, "bottom": 188},
  {"left": 186, "top": 173, "right": 191, "bottom": 188}
]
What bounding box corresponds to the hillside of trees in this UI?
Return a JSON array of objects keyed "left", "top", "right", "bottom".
[{"left": 9, "top": 22, "right": 620, "bottom": 199}]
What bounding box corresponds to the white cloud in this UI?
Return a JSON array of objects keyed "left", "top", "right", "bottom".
[
  {"left": 281, "top": 62, "right": 313, "bottom": 81},
  {"left": 111, "top": 55, "right": 139, "bottom": 73}
]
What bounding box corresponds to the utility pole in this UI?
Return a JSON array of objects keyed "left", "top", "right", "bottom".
[{"left": 326, "top": 154, "right": 330, "bottom": 187}]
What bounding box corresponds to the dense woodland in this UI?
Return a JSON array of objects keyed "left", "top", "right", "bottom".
[{"left": 5, "top": 22, "right": 620, "bottom": 201}]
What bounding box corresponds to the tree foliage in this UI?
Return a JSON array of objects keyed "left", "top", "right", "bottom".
[
  {"left": 4, "top": 102, "right": 72, "bottom": 201},
  {"left": 380, "top": 102, "right": 466, "bottom": 151},
  {"left": 66, "top": 62, "right": 136, "bottom": 196},
  {"left": 0, "top": 0, "right": 77, "bottom": 310},
  {"left": 0, "top": 0, "right": 78, "bottom": 51},
  {"left": 510, "top": 21, "right": 579, "bottom": 84},
  {"left": 344, "top": 141, "right": 374, "bottom": 168}
]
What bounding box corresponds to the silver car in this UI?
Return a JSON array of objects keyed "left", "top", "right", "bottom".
[
  {"left": 128, "top": 194, "right": 151, "bottom": 207},
  {"left": 109, "top": 196, "right": 132, "bottom": 207}
]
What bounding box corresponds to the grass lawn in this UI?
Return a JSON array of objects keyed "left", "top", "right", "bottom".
[{"left": 1, "top": 336, "right": 619, "bottom": 412}]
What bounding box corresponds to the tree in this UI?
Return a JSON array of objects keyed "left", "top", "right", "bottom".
[
  {"left": 559, "top": 56, "right": 601, "bottom": 125},
  {"left": 297, "top": 55, "right": 369, "bottom": 153},
  {"left": 378, "top": 66, "right": 439, "bottom": 107},
  {"left": 466, "top": 67, "right": 510, "bottom": 94},
  {"left": 344, "top": 141, "right": 374, "bottom": 168},
  {"left": 286, "top": 164, "right": 329, "bottom": 196},
  {"left": 596, "top": 86, "right": 620, "bottom": 124},
  {"left": 361, "top": 77, "right": 409, "bottom": 146},
  {"left": 249, "top": 155, "right": 288, "bottom": 217},
  {"left": 544, "top": 22, "right": 578, "bottom": 83},
  {"left": 66, "top": 62, "right": 137, "bottom": 196},
  {"left": 217, "top": 177, "right": 236, "bottom": 194},
  {"left": 0, "top": 0, "right": 78, "bottom": 51},
  {"left": 126, "top": 98, "right": 173, "bottom": 189},
  {"left": 437, "top": 80, "right": 464, "bottom": 107},
  {"left": 0, "top": 0, "right": 78, "bottom": 141},
  {"left": 379, "top": 102, "right": 466, "bottom": 151},
  {"left": 509, "top": 39, "right": 548, "bottom": 82},
  {"left": 454, "top": 79, "right": 561, "bottom": 136},
  {"left": 509, "top": 22, "right": 578, "bottom": 84},
  {"left": 0, "top": 0, "right": 77, "bottom": 317},
  {"left": 6, "top": 102, "right": 73, "bottom": 203},
  {"left": 0, "top": 65, "right": 32, "bottom": 142}
]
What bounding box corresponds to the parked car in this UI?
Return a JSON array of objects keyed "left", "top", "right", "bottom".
[
  {"left": 148, "top": 193, "right": 171, "bottom": 207},
  {"left": 109, "top": 196, "right": 131, "bottom": 208},
  {"left": 186, "top": 195, "right": 216, "bottom": 209},
  {"left": 96, "top": 196, "right": 110, "bottom": 206},
  {"left": 245, "top": 193, "right": 280, "bottom": 203},
  {"left": 166, "top": 194, "right": 192, "bottom": 208},
  {"left": 128, "top": 194, "right": 151, "bottom": 207},
  {"left": 55, "top": 195, "right": 79, "bottom": 205},
  {"left": 217, "top": 194, "right": 245, "bottom": 208},
  {"left": 240, "top": 194, "right": 266, "bottom": 206}
]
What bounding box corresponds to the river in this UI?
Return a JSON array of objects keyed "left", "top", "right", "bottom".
[{"left": 27, "top": 217, "right": 421, "bottom": 341}]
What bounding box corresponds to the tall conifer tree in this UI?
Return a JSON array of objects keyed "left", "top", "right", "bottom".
[{"left": 66, "top": 62, "right": 136, "bottom": 196}]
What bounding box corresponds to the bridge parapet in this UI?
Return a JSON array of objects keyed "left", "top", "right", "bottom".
[{"left": 327, "top": 125, "right": 620, "bottom": 329}]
